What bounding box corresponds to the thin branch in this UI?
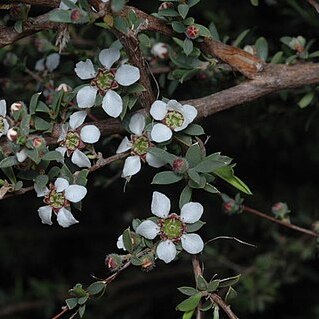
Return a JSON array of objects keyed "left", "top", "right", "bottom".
[
  {"left": 242, "top": 205, "right": 318, "bottom": 238},
  {"left": 191, "top": 255, "right": 203, "bottom": 319},
  {"left": 210, "top": 294, "right": 239, "bottom": 319}
]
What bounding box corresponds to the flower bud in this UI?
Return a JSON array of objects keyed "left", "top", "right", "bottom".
[
  {"left": 185, "top": 25, "right": 200, "bottom": 40},
  {"left": 288, "top": 36, "right": 306, "bottom": 53},
  {"left": 105, "top": 254, "right": 124, "bottom": 272},
  {"left": 140, "top": 254, "right": 155, "bottom": 272},
  {"left": 159, "top": 2, "right": 174, "bottom": 10},
  {"left": 172, "top": 158, "right": 189, "bottom": 174},
  {"left": 71, "top": 9, "right": 82, "bottom": 22},
  {"left": 7, "top": 128, "right": 18, "bottom": 142},
  {"left": 223, "top": 200, "right": 237, "bottom": 215},
  {"left": 10, "top": 101, "right": 24, "bottom": 113},
  {"left": 151, "top": 43, "right": 169, "bottom": 59},
  {"left": 56, "top": 83, "right": 72, "bottom": 92},
  {"left": 272, "top": 202, "right": 290, "bottom": 219},
  {"left": 32, "top": 137, "right": 45, "bottom": 148}
]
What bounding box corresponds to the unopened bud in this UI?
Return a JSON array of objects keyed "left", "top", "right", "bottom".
[
  {"left": 289, "top": 36, "right": 306, "bottom": 53},
  {"left": 172, "top": 158, "right": 189, "bottom": 174},
  {"left": 185, "top": 25, "right": 200, "bottom": 40},
  {"left": 71, "top": 9, "right": 81, "bottom": 22},
  {"left": 243, "top": 45, "right": 256, "bottom": 56},
  {"left": 159, "top": 2, "right": 174, "bottom": 10},
  {"left": 272, "top": 202, "right": 290, "bottom": 219},
  {"left": 223, "top": 200, "right": 237, "bottom": 215},
  {"left": 151, "top": 43, "right": 169, "bottom": 59},
  {"left": 32, "top": 137, "right": 44, "bottom": 148},
  {"left": 7, "top": 128, "right": 18, "bottom": 142},
  {"left": 105, "top": 254, "right": 124, "bottom": 272},
  {"left": 56, "top": 83, "right": 72, "bottom": 92},
  {"left": 10, "top": 101, "right": 24, "bottom": 113},
  {"left": 140, "top": 254, "right": 155, "bottom": 272}
]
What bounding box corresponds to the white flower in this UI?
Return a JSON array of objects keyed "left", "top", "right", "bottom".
[
  {"left": 135, "top": 191, "right": 204, "bottom": 263},
  {"left": 151, "top": 42, "right": 168, "bottom": 59},
  {"left": 35, "top": 53, "right": 60, "bottom": 72},
  {"left": 36, "top": 177, "right": 87, "bottom": 228},
  {"left": 16, "top": 148, "right": 28, "bottom": 163},
  {"left": 150, "top": 100, "right": 197, "bottom": 143},
  {"left": 75, "top": 48, "right": 140, "bottom": 118},
  {"left": 116, "top": 113, "right": 165, "bottom": 178},
  {"left": 0, "top": 100, "right": 9, "bottom": 138},
  {"left": 56, "top": 111, "right": 100, "bottom": 168}
]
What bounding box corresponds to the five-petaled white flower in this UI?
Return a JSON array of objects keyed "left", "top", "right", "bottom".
[
  {"left": 116, "top": 113, "right": 165, "bottom": 177},
  {"left": 74, "top": 48, "right": 140, "bottom": 118},
  {"left": 150, "top": 100, "right": 197, "bottom": 143},
  {"left": 56, "top": 111, "right": 100, "bottom": 168},
  {"left": 0, "top": 100, "right": 10, "bottom": 138},
  {"left": 135, "top": 191, "right": 204, "bottom": 263},
  {"left": 36, "top": 177, "right": 87, "bottom": 228}
]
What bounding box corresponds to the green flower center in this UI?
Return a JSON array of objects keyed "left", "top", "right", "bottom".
[
  {"left": 65, "top": 131, "right": 81, "bottom": 151},
  {"left": 93, "top": 69, "right": 117, "bottom": 92},
  {"left": 48, "top": 189, "right": 65, "bottom": 209},
  {"left": 164, "top": 111, "right": 184, "bottom": 129},
  {"left": 160, "top": 214, "right": 185, "bottom": 241},
  {"left": 0, "top": 117, "right": 4, "bottom": 133},
  {"left": 132, "top": 136, "right": 150, "bottom": 156}
]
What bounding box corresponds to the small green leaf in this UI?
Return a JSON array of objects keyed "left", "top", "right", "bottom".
[
  {"left": 178, "top": 287, "right": 199, "bottom": 296},
  {"left": 207, "top": 280, "right": 220, "bottom": 292},
  {"left": 152, "top": 171, "right": 183, "bottom": 185},
  {"left": 195, "top": 24, "right": 211, "bottom": 38},
  {"left": 255, "top": 37, "right": 268, "bottom": 61},
  {"left": 179, "top": 185, "right": 192, "bottom": 209},
  {"left": 183, "top": 124, "right": 205, "bottom": 136},
  {"left": 178, "top": 4, "right": 189, "bottom": 19},
  {"left": 87, "top": 281, "right": 106, "bottom": 296},
  {"left": 172, "top": 21, "right": 187, "bottom": 33},
  {"left": 0, "top": 156, "right": 18, "bottom": 168},
  {"left": 30, "top": 92, "right": 41, "bottom": 115},
  {"left": 233, "top": 29, "right": 250, "bottom": 47},
  {"left": 49, "top": 9, "right": 72, "bottom": 23},
  {"left": 78, "top": 304, "right": 86, "bottom": 318},
  {"left": 196, "top": 275, "right": 208, "bottom": 291},
  {"left": 214, "top": 166, "right": 252, "bottom": 195},
  {"left": 35, "top": 174, "right": 49, "bottom": 190},
  {"left": 147, "top": 147, "right": 177, "bottom": 165},
  {"left": 123, "top": 228, "right": 133, "bottom": 252},
  {"left": 204, "top": 183, "right": 219, "bottom": 194},
  {"left": 42, "top": 151, "right": 63, "bottom": 161},
  {"left": 250, "top": 0, "right": 259, "bottom": 6},
  {"left": 183, "top": 38, "right": 194, "bottom": 56},
  {"left": 188, "top": 169, "right": 201, "bottom": 184},
  {"left": 219, "top": 274, "right": 241, "bottom": 288},
  {"left": 225, "top": 286, "right": 237, "bottom": 303},
  {"left": 186, "top": 220, "right": 205, "bottom": 232},
  {"left": 183, "top": 310, "right": 195, "bottom": 319},
  {"left": 298, "top": 92, "right": 315, "bottom": 108},
  {"left": 186, "top": 143, "right": 202, "bottom": 167},
  {"left": 188, "top": 0, "right": 200, "bottom": 7},
  {"left": 65, "top": 298, "right": 78, "bottom": 310},
  {"left": 34, "top": 116, "right": 52, "bottom": 131},
  {"left": 176, "top": 293, "right": 202, "bottom": 312}
]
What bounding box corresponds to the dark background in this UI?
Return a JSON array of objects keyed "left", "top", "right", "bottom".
[{"left": 1, "top": 0, "right": 319, "bottom": 318}]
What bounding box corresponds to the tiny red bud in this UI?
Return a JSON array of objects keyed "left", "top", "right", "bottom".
[
  {"left": 185, "top": 25, "right": 200, "bottom": 40},
  {"left": 172, "top": 158, "right": 189, "bottom": 174},
  {"left": 32, "top": 137, "right": 44, "bottom": 148},
  {"left": 10, "top": 101, "right": 24, "bottom": 113},
  {"left": 159, "top": 2, "right": 174, "bottom": 10},
  {"left": 7, "top": 128, "right": 18, "bottom": 142},
  {"left": 56, "top": 83, "right": 72, "bottom": 92},
  {"left": 71, "top": 9, "right": 81, "bottom": 22},
  {"left": 140, "top": 254, "right": 155, "bottom": 272},
  {"left": 105, "top": 254, "right": 123, "bottom": 272}
]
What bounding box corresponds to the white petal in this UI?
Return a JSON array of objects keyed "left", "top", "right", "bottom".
[
  {"left": 0, "top": 99, "right": 6, "bottom": 117},
  {"left": 54, "top": 177, "right": 69, "bottom": 192},
  {"left": 71, "top": 149, "right": 91, "bottom": 168},
  {"left": 180, "top": 202, "right": 204, "bottom": 224},
  {"left": 35, "top": 58, "right": 45, "bottom": 71},
  {"left": 76, "top": 86, "right": 98, "bottom": 109},
  {"left": 102, "top": 90, "right": 123, "bottom": 118},
  {"left": 136, "top": 220, "right": 160, "bottom": 239},
  {"left": 55, "top": 147, "right": 67, "bottom": 162},
  {"left": 129, "top": 113, "right": 145, "bottom": 136},
  {"left": 46, "top": 53, "right": 60, "bottom": 72},
  {"left": 69, "top": 110, "right": 87, "bottom": 130},
  {"left": 16, "top": 149, "right": 27, "bottom": 163},
  {"left": 2, "top": 119, "right": 9, "bottom": 135},
  {"left": 150, "top": 100, "right": 167, "bottom": 120},
  {"left": 151, "top": 191, "right": 171, "bottom": 218},
  {"left": 116, "top": 136, "right": 132, "bottom": 154},
  {"left": 80, "top": 125, "right": 100, "bottom": 144},
  {"left": 181, "top": 234, "right": 204, "bottom": 254},
  {"left": 57, "top": 207, "right": 79, "bottom": 228},
  {"left": 156, "top": 240, "right": 176, "bottom": 263},
  {"left": 151, "top": 123, "right": 172, "bottom": 143},
  {"left": 38, "top": 206, "right": 53, "bottom": 225},
  {"left": 182, "top": 104, "right": 197, "bottom": 123},
  {"left": 166, "top": 99, "right": 182, "bottom": 112},
  {"left": 65, "top": 184, "right": 87, "bottom": 202},
  {"left": 57, "top": 124, "right": 68, "bottom": 142},
  {"left": 115, "top": 64, "right": 140, "bottom": 86},
  {"left": 122, "top": 155, "right": 141, "bottom": 177},
  {"left": 34, "top": 184, "right": 49, "bottom": 197},
  {"left": 145, "top": 152, "right": 165, "bottom": 168},
  {"left": 117, "top": 235, "right": 126, "bottom": 250},
  {"left": 74, "top": 59, "right": 96, "bottom": 80},
  {"left": 99, "top": 48, "right": 120, "bottom": 70}
]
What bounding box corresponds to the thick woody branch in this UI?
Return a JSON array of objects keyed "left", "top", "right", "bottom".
[{"left": 0, "top": 12, "right": 60, "bottom": 48}]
